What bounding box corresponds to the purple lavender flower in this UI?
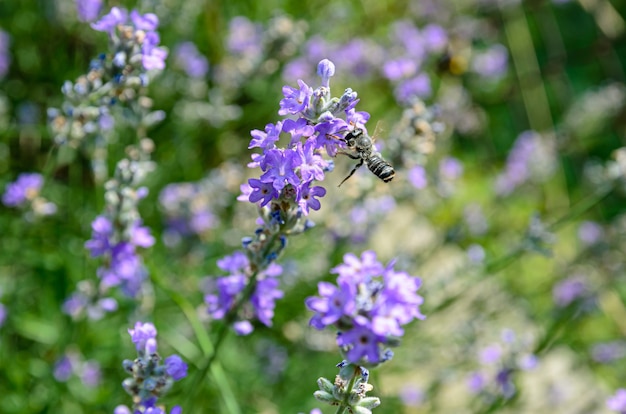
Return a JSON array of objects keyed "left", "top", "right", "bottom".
[
  {"left": 76, "top": 0, "right": 102, "bottom": 22},
  {"left": 91, "top": 7, "right": 167, "bottom": 71},
  {"left": 260, "top": 149, "right": 301, "bottom": 192},
  {"left": 248, "top": 178, "right": 279, "bottom": 207},
  {"left": 85, "top": 215, "right": 113, "bottom": 256},
  {"left": 174, "top": 42, "right": 209, "bottom": 78},
  {"left": 130, "top": 10, "right": 159, "bottom": 31},
  {"left": 249, "top": 122, "right": 283, "bottom": 150},
  {"left": 283, "top": 118, "right": 315, "bottom": 146},
  {"left": 233, "top": 320, "right": 254, "bottom": 336},
  {"left": 607, "top": 389, "right": 626, "bottom": 413},
  {"left": 297, "top": 182, "right": 326, "bottom": 215},
  {"left": 2, "top": 173, "right": 43, "bottom": 207},
  {"left": 306, "top": 251, "right": 425, "bottom": 365},
  {"left": 205, "top": 254, "right": 286, "bottom": 335},
  {"left": 279, "top": 79, "right": 313, "bottom": 116},
  {"left": 90, "top": 6, "right": 127, "bottom": 33},
  {"left": 164, "top": 355, "right": 188, "bottom": 381},
  {"left": 251, "top": 268, "right": 284, "bottom": 326},
  {"left": 128, "top": 321, "right": 157, "bottom": 352},
  {"left": 313, "top": 118, "right": 348, "bottom": 157},
  {"left": 142, "top": 32, "right": 168, "bottom": 71}
]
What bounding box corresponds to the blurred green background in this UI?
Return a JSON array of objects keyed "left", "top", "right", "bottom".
[{"left": 1, "top": 0, "right": 626, "bottom": 413}]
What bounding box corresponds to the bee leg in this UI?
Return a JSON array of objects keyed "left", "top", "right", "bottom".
[
  {"left": 336, "top": 149, "right": 360, "bottom": 160},
  {"left": 338, "top": 159, "right": 364, "bottom": 187}
]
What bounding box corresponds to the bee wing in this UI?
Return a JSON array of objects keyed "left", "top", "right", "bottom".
[{"left": 371, "top": 120, "right": 386, "bottom": 143}]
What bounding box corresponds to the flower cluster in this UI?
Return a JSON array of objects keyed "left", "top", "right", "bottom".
[
  {"left": 2, "top": 172, "right": 57, "bottom": 218},
  {"left": 116, "top": 322, "right": 187, "bottom": 414},
  {"left": 48, "top": 6, "right": 167, "bottom": 181},
  {"left": 244, "top": 58, "right": 363, "bottom": 212},
  {"left": 466, "top": 329, "right": 538, "bottom": 401},
  {"left": 204, "top": 59, "right": 370, "bottom": 334},
  {"left": 65, "top": 141, "right": 156, "bottom": 318},
  {"left": 204, "top": 252, "right": 284, "bottom": 335},
  {"left": 306, "top": 250, "right": 425, "bottom": 365}
]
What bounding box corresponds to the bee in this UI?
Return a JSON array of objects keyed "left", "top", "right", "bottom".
[{"left": 337, "top": 124, "right": 395, "bottom": 187}]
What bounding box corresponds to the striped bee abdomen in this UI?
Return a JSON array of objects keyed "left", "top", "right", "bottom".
[{"left": 367, "top": 156, "right": 395, "bottom": 182}]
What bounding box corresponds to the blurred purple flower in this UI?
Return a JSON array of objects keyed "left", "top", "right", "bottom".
[
  {"left": 2, "top": 173, "right": 43, "bottom": 207},
  {"left": 227, "top": 16, "right": 263, "bottom": 58},
  {"left": 382, "top": 58, "right": 418, "bottom": 81},
  {"left": 578, "top": 221, "right": 603, "bottom": 245},
  {"left": 394, "top": 73, "right": 432, "bottom": 103},
  {"left": 54, "top": 354, "right": 78, "bottom": 382},
  {"left": 76, "top": 0, "right": 102, "bottom": 22},
  {"left": 408, "top": 165, "right": 428, "bottom": 189},
  {"left": 480, "top": 344, "right": 502, "bottom": 364},
  {"left": 591, "top": 341, "right": 626, "bottom": 363},
  {"left": 607, "top": 389, "right": 626, "bottom": 413},
  {"left": 81, "top": 360, "right": 102, "bottom": 387},
  {"left": 91, "top": 6, "right": 127, "bottom": 33},
  {"left": 467, "top": 371, "right": 486, "bottom": 393},
  {"left": 174, "top": 42, "right": 209, "bottom": 78},
  {"left": 422, "top": 24, "right": 448, "bottom": 52},
  {"left": 399, "top": 385, "right": 425, "bottom": 407},
  {"left": 467, "top": 244, "right": 486, "bottom": 263},
  {"left": 130, "top": 10, "right": 159, "bottom": 31},
  {"left": 439, "top": 156, "right": 463, "bottom": 180},
  {"left": 553, "top": 275, "right": 589, "bottom": 307},
  {"left": 142, "top": 33, "right": 168, "bottom": 70},
  {"left": 472, "top": 44, "right": 508, "bottom": 78}
]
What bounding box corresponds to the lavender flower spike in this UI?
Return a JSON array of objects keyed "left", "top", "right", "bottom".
[{"left": 306, "top": 250, "right": 425, "bottom": 366}]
